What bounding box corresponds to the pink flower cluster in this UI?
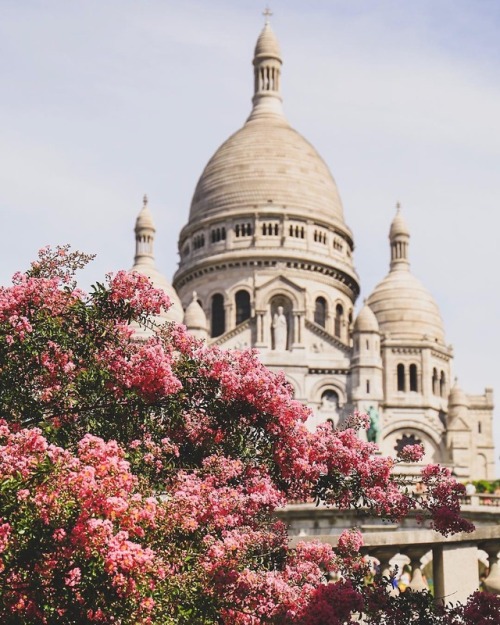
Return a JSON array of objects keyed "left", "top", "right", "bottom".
[
  {"left": 0, "top": 250, "right": 478, "bottom": 624},
  {"left": 102, "top": 337, "right": 182, "bottom": 401},
  {"left": 107, "top": 270, "right": 170, "bottom": 317},
  {"left": 420, "top": 464, "right": 474, "bottom": 535},
  {"left": 0, "top": 424, "right": 165, "bottom": 623},
  {"left": 397, "top": 443, "right": 425, "bottom": 463},
  {"left": 0, "top": 273, "right": 80, "bottom": 346},
  {"left": 336, "top": 528, "right": 364, "bottom": 557},
  {"left": 300, "top": 580, "right": 364, "bottom": 625}
]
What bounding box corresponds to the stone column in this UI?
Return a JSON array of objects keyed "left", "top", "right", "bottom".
[
  {"left": 255, "top": 311, "right": 266, "bottom": 348},
  {"left": 225, "top": 301, "right": 233, "bottom": 332},
  {"left": 403, "top": 547, "right": 429, "bottom": 592},
  {"left": 293, "top": 313, "right": 300, "bottom": 345},
  {"left": 482, "top": 543, "right": 500, "bottom": 594},
  {"left": 372, "top": 547, "right": 399, "bottom": 596},
  {"left": 432, "top": 545, "right": 445, "bottom": 603},
  {"left": 433, "top": 543, "right": 479, "bottom": 604},
  {"left": 421, "top": 347, "right": 432, "bottom": 399}
]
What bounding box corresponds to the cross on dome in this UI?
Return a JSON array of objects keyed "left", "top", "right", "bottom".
[{"left": 263, "top": 6, "right": 273, "bottom": 24}]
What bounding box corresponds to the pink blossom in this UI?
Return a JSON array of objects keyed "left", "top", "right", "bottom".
[
  {"left": 397, "top": 443, "right": 425, "bottom": 463},
  {"left": 337, "top": 528, "right": 364, "bottom": 556}
]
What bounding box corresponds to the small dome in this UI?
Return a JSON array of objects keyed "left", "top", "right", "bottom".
[
  {"left": 135, "top": 195, "right": 155, "bottom": 231},
  {"left": 449, "top": 379, "right": 470, "bottom": 408},
  {"left": 354, "top": 303, "right": 379, "bottom": 333},
  {"left": 131, "top": 195, "right": 183, "bottom": 324},
  {"left": 133, "top": 263, "right": 184, "bottom": 324},
  {"left": 367, "top": 270, "right": 445, "bottom": 342},
  {"left": 183, "top": 292, "right": 207, "bottom": 330},
  {"left": 389, "top": 208, "right": 410, "bottom": 239},
  {"left": 254, "top": 22, "right": 281, "bottom": 60},
  {"left": 368, "top": 208, "right": 445, "bottom": 343}
]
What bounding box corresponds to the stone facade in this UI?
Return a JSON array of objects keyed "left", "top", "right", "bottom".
[{"left": 132, "top": 21, "right": 495, "bottom": 480}]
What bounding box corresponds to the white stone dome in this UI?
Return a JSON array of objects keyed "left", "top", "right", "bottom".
[
  {"left": 133, "top": 261, "right": 183, "bottom": 324},
  {"left": 354, "top": 302, "right": 379, "bottom": 333},
  {"left": 367, "top": 207, "right": 445, "bottom": 343},
  {"left": 389, "top": 208, "right": 410, "bottom": 238},
  {"left": 183, "top": 292, "right": 207, "bottom": 330},
  {"left": 367, "top": 267, "right": 445, "bottom": 343},
  {"left": 132, "top": 196, "right": 183, "bottom": 324},
  {"left": 449, "top": 380, "right": 470, "bottom": 408},
  {"left": 189, "top": 117, "right": 346, "bottom": 226},
  {"left": 175, "top": 22, "right": 359, "bottom": 306},
  {"left": 187, "top": 21, "right": 347, "bottom": 231},
  {"left": 254, "top": 21, "right": 281, "bottom": 60}
]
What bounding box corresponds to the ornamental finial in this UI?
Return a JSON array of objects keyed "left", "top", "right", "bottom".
[
  {"left": 143, "top": 194, "right": 148, "bottom": 207},
  {"left": 263, "top": 6, "right": 273, "bottom": 24}
]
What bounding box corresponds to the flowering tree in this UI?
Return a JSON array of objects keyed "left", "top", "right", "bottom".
[{"left": 0, "top": 246, "right": 498, "bottom": 624}]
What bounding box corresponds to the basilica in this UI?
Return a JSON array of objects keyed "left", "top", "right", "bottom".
[{"left": 130, "top": 20, "right": 495, "bottom": 480}]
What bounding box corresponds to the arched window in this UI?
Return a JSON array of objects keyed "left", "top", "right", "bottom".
[
  {"left": 235, "top": 290, "right": 251, "bottom": 325},
  {"left": 409, "top": 364, "right": 418, "bottom": 392},
  {"left": 334, "top": 304, "right": 343, "bottom": 338},
  {"left": 397, "top": 364, "right": 406, "bottom": 392},
  {"left": 314, "top": 297, "right": 327, "bottom": 327},
  {"left": 432, "top": 368, "right": 438, "bottom": 395},
  {"left": 211, "top": 294, "right": 225, "bottom": 337},
  {"left": 321, "top": 390, "right": 339, "bottom": 411},
  {"left": 440, "top": 371, "right": 446, "bottom": 398}
]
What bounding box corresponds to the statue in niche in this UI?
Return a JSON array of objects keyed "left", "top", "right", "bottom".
[
  {"left": 272, "top": 306, "right": 288, "bottom": 350},
  {"left": 367, "top": 405, "right": 381, "bottom": 444},
  {"left": 321, "top": 390, "right": 338, "bottom": 411}
]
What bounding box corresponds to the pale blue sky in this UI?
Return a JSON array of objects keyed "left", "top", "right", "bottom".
[{"left": 1, "top": 1, "right": 499, "bottom": 470}]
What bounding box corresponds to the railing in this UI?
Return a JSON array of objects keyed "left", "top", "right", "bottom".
[
  {"left": 460, "top": 493, "right": 500, "bottom": 507},
  {"left": 290, "top": 526, "right": 500, "bottom": 604}
]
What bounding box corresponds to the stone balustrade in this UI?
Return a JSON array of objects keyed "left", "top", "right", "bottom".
[
  {"left": 278, "top": 503, "right": 500, "bottom": 604},
  {"left": 289, "top": 526, "right": 500, "bottom": 604}
]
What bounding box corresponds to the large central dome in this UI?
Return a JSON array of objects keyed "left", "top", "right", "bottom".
[
  {"left": 174, "top": 19, "right": 359, "bottom": 303},
  {"left": 188, "top": 21, "right": 346, "bottom": 230},
  {"left": 189, "top": 115, "right": 345, "bottom": 225}
]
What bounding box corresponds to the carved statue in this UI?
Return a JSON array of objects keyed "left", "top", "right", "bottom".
[
  {"left": 272, "top": 306, "right": 287, "bottom": 350},
  {"left": 367, "top": 405, "right": 381, "bottom": 444}
]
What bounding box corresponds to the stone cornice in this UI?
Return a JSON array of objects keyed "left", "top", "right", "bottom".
[
  {"left": 309, "top": 368, "right": 350, "bottom": 375},
  {"left": 304, "top": 318, "right": 352, "bottom": 355},
  {"left": 209, "top": 317, "right": 253, "bottom": 347},
  {"left": 174, "top": 255, "right": 360, "bottom": 300},
  {"left": 381, "top": 338, "right": 452, "bottom": 360}
]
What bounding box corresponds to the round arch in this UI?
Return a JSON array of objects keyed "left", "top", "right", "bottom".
[
  {"left": 255, "top": 285, "right": 303, "bottom": 312},
  {"left": 310, "top": 378, "right": 347, "bottom": 408},
  {"left": 382, "top": 424, "right": 441, "bottom": 463},
  {"left": 383, "top": 420, "right": 442, "bottom": 448},
  {"left": 284, "top": 373, "right": 302, "bottom": 399}
]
